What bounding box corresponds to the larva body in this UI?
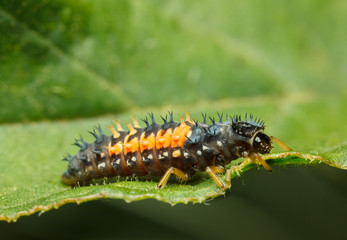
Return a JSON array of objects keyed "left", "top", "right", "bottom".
[{"left": 62, "top": 113, "right": 286, "bottom": 189}]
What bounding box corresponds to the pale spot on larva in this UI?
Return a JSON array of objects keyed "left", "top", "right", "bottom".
[
  {"left": 126, "top": 160, "right": 133, "bottom": 167},
  {"left": 126, "top": 143, "right": 132, "bottom": 149},
  {"left": 202, "top": 145, "right": 210, "bottom": 151},
  {"left": 173, "top": 150, "right": 181, "bottom": 158},
  {"left": 98, "top": 162, "right": 106, "bottom": 170},
  {"left": 85, "top": 166, "right": 94, "bottom": 173}
]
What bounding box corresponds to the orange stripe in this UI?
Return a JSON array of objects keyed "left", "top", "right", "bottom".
[
  {"left": 156, "top": 128, "right": 172, "bottom": 149},
  {"left": 171, "top": 123, "right": 192, "bottom": 148},
  {"left": 108, "top": 142, "right": 123, "bottom": 156},
  {"left": 140, "top": 132, "right": 155, "bottom": 152},
  {"left": 123, "top": 133, "right": 139, "bottom": 155}
]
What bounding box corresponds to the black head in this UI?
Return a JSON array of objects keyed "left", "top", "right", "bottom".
[
  {"left": 251, "top": 131, "right": 272, "bottom": 154},
  {"left": 230, "top": 114, "right": 272, "bottom": 156}
]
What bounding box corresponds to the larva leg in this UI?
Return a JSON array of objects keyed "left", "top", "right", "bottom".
[
  {"left": 157, "top": 167, "right": 189, "bottom": 189},
  {"left": 209, "top": 166, "right": 225, "bottom": 174},
  {"left": 248, "top": 153, "right": 272, "bottom": 172},
  {"left": 270, "top": 136, "right": 292, "bottom": 151},
  {"left": 250, "top": 136, "right": 291, "bottom": 172},
  {"left": 206, "top": 166, "right": 226, "bottom": 190}
]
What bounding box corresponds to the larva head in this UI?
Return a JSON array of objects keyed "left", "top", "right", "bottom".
[
  {"left": 230, "top": 115, "right": 272, "bottom": 156},
  {"left": 250, "top": 131, "right": 272, "bottom": 154}
]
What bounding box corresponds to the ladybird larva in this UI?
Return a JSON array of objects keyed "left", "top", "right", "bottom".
[{"left": 62, "top": 112, "right": 291, "bottom": 189}]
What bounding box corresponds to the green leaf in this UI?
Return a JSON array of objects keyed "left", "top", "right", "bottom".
[
  {"left": 1, "top": 0, "right": 347, "bottom": 223},
  {"left": 1, "top": 99, "right": 347, "bottom": 222}
]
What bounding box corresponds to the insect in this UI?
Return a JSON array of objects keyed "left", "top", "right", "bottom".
[{"left": 62, "top": 112, "right": 291, "bottom": 189}]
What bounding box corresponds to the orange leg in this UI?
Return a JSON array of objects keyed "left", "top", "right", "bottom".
[
  {"left": 206, "top": 166, "right": 226, "bottom": 190},
  {"left": 157, "top": 167, "right": 189, "bottom": 189},
  {"left": 209, "top": 166, "right": 225, "bottom": 174},
  {"left": 270, "top": 136, "right": 292, "bottom": 151},
  {"left": 247, "top": 153, "right": 272, "bottom": 172}
]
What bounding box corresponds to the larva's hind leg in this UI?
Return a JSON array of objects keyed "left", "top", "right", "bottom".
[
  {"left": 157, "top": 167, "right": 189, "bottom": 189},
  {"left": 206, "top": 166, "right": 226, "bottom": 190}
]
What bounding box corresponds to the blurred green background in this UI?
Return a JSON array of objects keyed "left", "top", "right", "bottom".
[
  {"left": 1, "top": 0, "right": 346, "bottom": 123},
  {"left": 1, "top": 0, "right": 347, "bottom": 239}
]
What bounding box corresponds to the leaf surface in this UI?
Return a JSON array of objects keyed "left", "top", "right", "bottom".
[{"left": 0, "top": 0, "right": 346, "bottom": 222}]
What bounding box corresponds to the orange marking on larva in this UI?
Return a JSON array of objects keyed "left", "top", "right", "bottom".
[
  {"left": 171, "top": 123, "right": 192, "bottom": 148},
  {"left": 156, "top": 129, "right": 173, "bottom": 149},
  {"left": 108, "top": 146, "right": 115, "bottom": 155},
  {"left": 108, "top": 142, "right": 122, "bottom": 156},
  {"left": 124, "top": 139, "right": 139, "bottom": 155},
  {"left": 161, "top": 128, "right": 172, "bottom": 148},
  {"left": 122, "top": 129, "right": 140, "bottom": 155},
  {"left": 172, "top": 150, "right": 181, "bottom": 158},
  {"left": 130, "top": 139, "right": 139, "bottom": 152},
  {"left": 140, "top": 132, "right": 156, "bottom": 152},
  {"left": 125, "top": 143, "right": 133, "bottom": 150},
  {"left": 155, "top": 129, "right": 164, "bottom": 149},
  {"left": 104, "top": 144, "right": 116, "bottom": 174},
  {"left": 157, "top": 140, "right": 163, "bottom": 148},
  {"left": 141, "top": 140, "right": 149, "bottom": 147},
  {"left": 157, "top": 138, "right": 165, "bottom": 148}
]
